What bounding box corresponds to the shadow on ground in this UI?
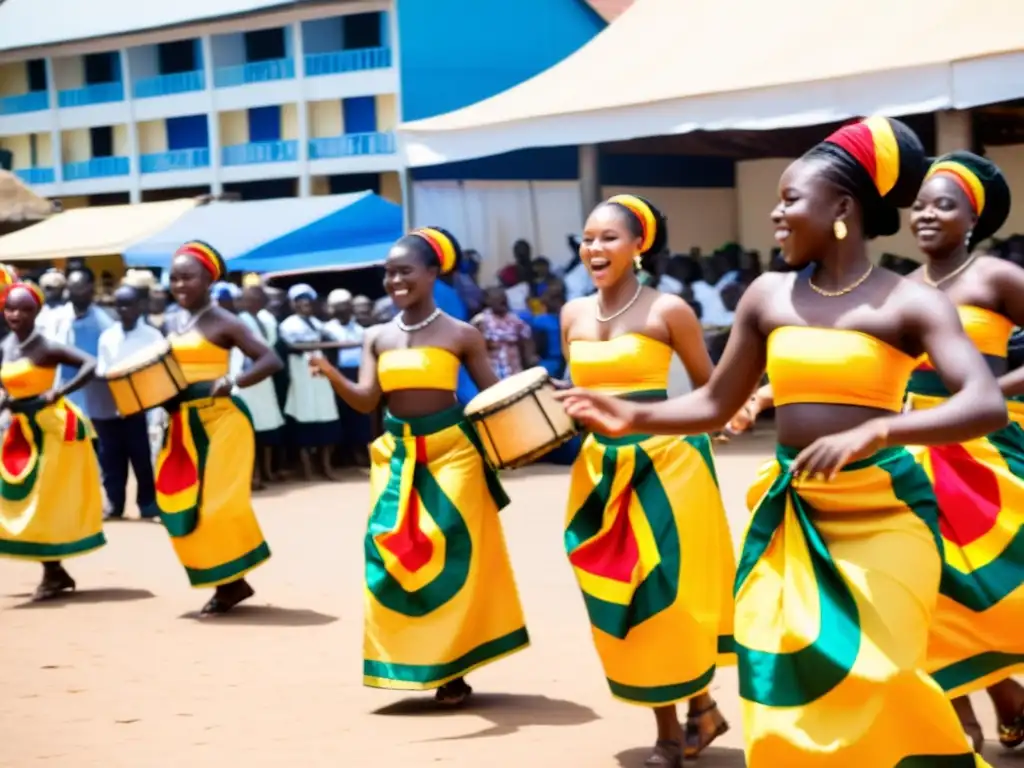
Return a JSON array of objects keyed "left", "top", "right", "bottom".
[
  {"left": 13, "top": 587, "right": 155, "bottom": 608},
  {"left": 178, "top": 605, "right": 338, "bottom": 626},
  {"left": 374, "top": 693, "right": 599, "bottom": 740}
]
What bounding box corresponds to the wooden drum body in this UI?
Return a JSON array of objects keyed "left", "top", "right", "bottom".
[
  {"left": 103, "top": 342, "right": 189, "bottom": 416},
  {"left": 464, "top": 367, "right": 577, "bottom": 470}
]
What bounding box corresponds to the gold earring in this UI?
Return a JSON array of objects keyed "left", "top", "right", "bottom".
[
  {"left": 634, "top": 254, "right": 643, "bottom": 270},
  {"left": 833, "top": 220, "right": 848, "bottom": 241}
]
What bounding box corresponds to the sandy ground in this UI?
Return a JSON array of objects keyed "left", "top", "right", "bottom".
[{"left": 0, "top": 431, "right": 1021, "bottom": 768}]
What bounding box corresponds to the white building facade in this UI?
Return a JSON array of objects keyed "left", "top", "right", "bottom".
[{"left": 0, "top": 0, "right": 403, "bottom": 204}]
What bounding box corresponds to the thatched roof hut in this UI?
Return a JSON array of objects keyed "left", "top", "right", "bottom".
[{"left": 0, "top": 170, "right": 59, "bottom": 233}]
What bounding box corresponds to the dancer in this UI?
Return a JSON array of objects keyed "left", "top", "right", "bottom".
[
  {"left": 561, "top": 194, "right": 734, "bottom": 766},
  {"left": 161, "top": 241, "right": 283, "bottom": 615},
  {"left": 0, "top": 275, "right": 105, "bottom": 600},
  {"left": 556, "top": 117, "right": 1006, "bottom": 765},
  {"left": 905, "top": 152, "right": 1024, "bottom": 750},
  {"left": 310, "top": 227, "right": 528, "bottom": 705}
]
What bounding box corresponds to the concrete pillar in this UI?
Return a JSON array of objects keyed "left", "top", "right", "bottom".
[
  {"left": 201, "top": 35, "right": 223, "bottom": 195},
  {"left": 579, "top": 143, "right": 601, "bottom": 215},
  {"left": 292, "top": 22, "right": 311, "bottom": 197},
  {"left": 935, "top": 109, "right": 974, "bottom": 156}
]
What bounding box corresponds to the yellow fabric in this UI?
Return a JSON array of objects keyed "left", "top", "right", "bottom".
[
  {"left": 565, "top": 432, "right": 735, "bottom": 706},
  {"left": 864, "top": 114, "right": 900, "bottom": 197},
  {"left": 377, "top": 347, "right": 460, "bottom": 393},
  {"left": 906, "top": 392, "right": 1024, "bottom": 698},
  {"left": 568, "top": 333, "right": 672, "bottom": 395},
  {"left": 606, "top": 194, "right": 657, "bottom": 253},
  {"left": 363, "top": 409, "right": 528, "bottom": 690},
  {"left": 0, "top": 399, "right": 104, "bottom": 561},
  {"left": 956, "top": 305, "right": 1013, "bottom": 358},
  {"left": 1, "top": 358, "right": 57, "bottom": 400},
  {"left": 767, "top": 326, "right": 916, "bottom": 411},
  {"left": 737, "top": 447, "right": 987, "bottom": 766},
  {"left": 157, "top": 395, "right": 270, "bottom": 588},
  {"left": 168, "top": 331, "right": 230, "bottom": 384}
]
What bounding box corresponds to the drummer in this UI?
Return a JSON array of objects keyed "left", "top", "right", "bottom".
[
  {"left": 309, "top": 227, "right": 529, "bottom": 705},
  {"left": 560, "top": 195, "right": 735, "bottom": 765},
  {"left": 160, "top": 241, "right": 283, "bottom": 615},
  {"left": 0, "top": 275, "right": 106, "bottom": 601}
]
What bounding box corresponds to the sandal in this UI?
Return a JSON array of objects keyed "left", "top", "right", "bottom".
[
  {"left": 998, "top": 713, "right": 1024, "bottom": 750},
  {"left": 32, "top": 566, "right": 76, "bottom": 602},
  {"left": 643, "top": 739, "right": 681, "bottom": 767},
  {"left": 684, "top": 703, "right": 730, "bottom": 759},
  {"left": 435, "top": 678, "right": 473, "bottom": 706},
  {"left": 199, "top": 580, "right": 254, "bottom": 616}
]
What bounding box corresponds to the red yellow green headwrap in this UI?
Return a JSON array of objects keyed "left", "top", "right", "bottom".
[
  {"left": 0, "top": 265, "right": 18, "bottom": 309},
  {"left": 174, "top": 240, "right": 226, "bottom": 281},
  {"left": 606, "top": 194, "right": 659, "bottom": 255},
  {"left": 411, "top": 227, "right": 459, "bottom": 274},
  {"left": 925, "top": 151, "right": 1011, "bottom": 249},
  {"left": 5, "top": 280, "right": 45, "bottom": 309},
  {"left": 805, "top": 116, "right": 928, "bottom": 238}
]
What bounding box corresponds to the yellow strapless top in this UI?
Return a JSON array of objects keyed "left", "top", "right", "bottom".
[
  {"left": 378, "top": 347, "right": 460, "bottom": 393},
  {"left": 954, "top": 305, "right": 1012, "bottom": 358},
  {"left": 0, "top": 357, "right": 57, "bottom": 400},
  {"left": 169, "top": 331, "right": 230, "bottom": 384},
  {"left": 767, "top": 326, "right": 916, "bottom": 412},
  {"left": 568, "top": 333, "right": 672, "bottom": 395}
]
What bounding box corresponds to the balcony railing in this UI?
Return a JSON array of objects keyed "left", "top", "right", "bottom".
[
  {"left": 0, "top": 91, "right": 49, "bottom": 116},
  {"left": 62, "top": 156, "right": 130, "bottom": 181},
  {"left": 140, "top": 148, "right": 211, "bottom": 174},
  {"left": 309, "top": 131, "right": 395, "bottom": 159},
  {"left": 15, "top": 168, "right": 56, "bottom": 185},
  {"left": 222, "top": 139, "right": 298, "bottom": 166},
  {"left": 134, "top": 71, "right": 205, "bottom": 99},
  {"left": 214, "top": 59, "right": 295, "bottom": 89},
  {"left": 58, "top": 82, "right": 125, "bottom": 109},
  {"left": 304, "top": 47, "right": 392, "bottom": 77}
]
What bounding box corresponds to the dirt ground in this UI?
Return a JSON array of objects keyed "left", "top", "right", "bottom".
[{"left": 0, "top": 431, "right": 1020, "bottom": 767}]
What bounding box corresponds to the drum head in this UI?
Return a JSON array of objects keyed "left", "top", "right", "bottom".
[
  {"left": 104, "top": 341, "right": 171, "bottom": 377},
  {"left": 465, "top": 366, "right": 550, "bottom": 416}
]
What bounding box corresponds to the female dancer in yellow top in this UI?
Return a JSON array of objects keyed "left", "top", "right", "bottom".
[
  {"left": 904, "top": 152, "right": 1024, "bottom": 750},
  {"left": 160, "top": 241, "right": 283, "bottom": 615},
  {"left": 561, "top": 195, "right": 734, "bottom": 766},
  {"left": 0, "top": 275, "right": 104, "bottom": 600},
  {"left": 311, "top": 227, "right": 528, "bottom": 706},
  {"left": 557, "top": 117, "right": 1005, "bottom": 766}
]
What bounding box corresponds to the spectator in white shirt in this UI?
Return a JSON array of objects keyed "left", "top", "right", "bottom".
[
  {"left": 95, "top": 286, "right": 163, "bottom": 521},
  {"left": 324, "top": 289, "right": 370, "bottom": 466}
]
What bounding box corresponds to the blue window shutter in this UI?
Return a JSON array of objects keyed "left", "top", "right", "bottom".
[
  {"left": 167, "top": 115, "right": 210, "bottom": 150},
  {"left": 248, "top": 106, "right": 281, "bottom": 142},
  {"left": 342, "top": 96, "right": 376, "bottom": 134}
]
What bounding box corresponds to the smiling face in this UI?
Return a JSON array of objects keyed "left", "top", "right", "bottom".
[
  {"left": 910, "top": 174, "right": 976, "bottom": 258},
  {"left": 580, "top": 204, "right": 642, "bottom": 289},
  {"left": 3, "top": 287, "right": 39, "bottom": 336},
  {"left": 771, "top": 158, "right": 849, "bottom": 267},
  {"left": 383, "top": 242, "right": 434, "bottom": 311},
  {"left": 169, "top": 255, "right": 211, "bottom": 311}
]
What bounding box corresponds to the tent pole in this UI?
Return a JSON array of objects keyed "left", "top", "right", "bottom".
[
  {"left": 579, "top": 144, "right": 601, "bottom": 216},
  {"left": 935, "top": 109, "right": 974, "bottom": 156}
]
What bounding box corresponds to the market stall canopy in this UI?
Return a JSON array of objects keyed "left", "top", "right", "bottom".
[
  {"left": 0, "top": 170, "right": 57, "bottom": 224},
  {"left": 123, "top": 191, "right": 402, "bottom": 273},
  {"left": 0, "top": 198, "right": 199, "bottom": 262},
  {"left": 399, "top": 0, "right": 1024, "bottom": 167}
]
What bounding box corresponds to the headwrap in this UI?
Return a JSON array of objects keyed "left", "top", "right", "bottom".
[
  {"left": 0, "top": 265, "right": 18, "bottom": 309},
  {"left": 174, "top": 240, "right": 226, "bottom": 281},
  {"left": 925, "top": 151, "right": 1011, "bottom": 250},
  {"left": 410, "top": 227, "right": 460, "bottom": 274},
  {"left": 288, "top": 283, "right": 317, "bottom": 302},
  {"left": 6, "top": 281, "right": 44, "bottom": 309},
  {"left": 606, "top": 194, "right": 665, "bottom": 255},
  {"left": 804, "top": 116, "right": 928, "bottom": 238},
  {"left": 242, "top": 272, "right": 262, "bottom": 289},
  {"left": 327, "top": 288, "right": 352, "bottom": 306}
]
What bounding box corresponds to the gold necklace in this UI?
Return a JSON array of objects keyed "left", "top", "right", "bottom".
[
  {"left": 924, "top": 253, "right": 978, "bottom": 288},
  {"left": 808, "top": 264, "right": 874, "bottom": 297}
]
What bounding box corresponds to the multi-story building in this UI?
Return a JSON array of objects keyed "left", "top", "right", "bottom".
[{"left": 0, "top": 0, "right": 403, "bottom": 205}]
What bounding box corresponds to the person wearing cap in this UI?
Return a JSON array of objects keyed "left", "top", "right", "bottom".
[
  {"left": 233, "top": 275, "right": 285, "bottom": 488},
  {"left": 279, "top": 283, "right": 341, "bottom": 480},
  {"left": 324, "top": 289, "right": 369, "bottom": 466}
]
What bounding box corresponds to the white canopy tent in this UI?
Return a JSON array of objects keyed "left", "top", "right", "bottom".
[{"left": 400, "top": 0, "right": 1024, "bottom": 167}]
